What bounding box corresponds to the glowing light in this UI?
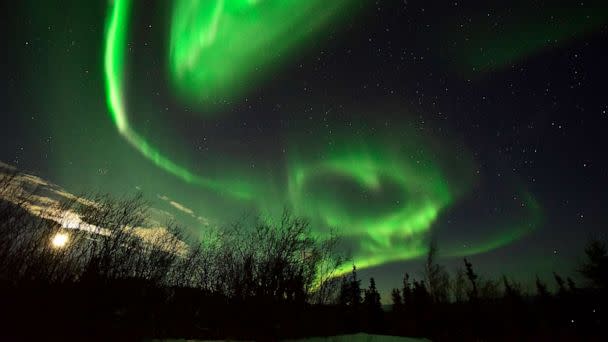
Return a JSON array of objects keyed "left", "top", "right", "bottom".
[
  {"left": 286, "top": 124, "right": 465, "bottom": 273},
  {"left": 101, "top": 0, "right": 544, "bottom": 274},
  {"left": 103, "top": 0, "right": 353, "bottom": 198},
  {"left": 103, "top": 0, "right": 257, "bottom": 200},
  {"left": 51, "top": 232, "right": 70, "bottom": 249},
  {"left": 169, "top": 0, "right": 354, "bottom": 107}
]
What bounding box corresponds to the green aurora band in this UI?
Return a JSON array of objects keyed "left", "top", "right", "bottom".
[
  {"left": 288, "top": 137, "right": 453, "bottom": 273},
  {"left": 103, "top": 0, "right": 543, "bottom": 274},
  {"left": 103, "top": 0, "right": 352, "bottom": 199},
  {"left": 284, "top": 122, "right": 492, "bottom": 276},
  {"left": 104, "top": 0, "right": 261, "bottom": 200},
  {"left": 437, "top": 0, "right": 608, "bottom": 73},
  {"left": 169, "top": 0, "right": 354, "bottom": 107}
]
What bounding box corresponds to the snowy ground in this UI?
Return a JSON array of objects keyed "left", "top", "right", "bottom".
[
  {"left": 285, "top": 333, "right": 430, "bottom": 342},
  {"left": 157, "top": 333, "right": 430, "bottom": 342}
]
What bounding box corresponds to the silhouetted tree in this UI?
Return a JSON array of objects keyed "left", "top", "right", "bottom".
[
  {"left": 567, "top": 277, "right": 577, "bottom": 292},
  {"left": 464, "top": 258, "right": 478, "bottom": 302},
  {"left": 391, "top": 288, "right": 403, "bottom": 312},
  {"left": 536, "top": 276, "right": 550, "bottom": 300},
  {"left": 424, "top": 239, "right": 450, "bottom": 303},
  {"left": 336, "top": 265, "right": 363, "bottom": 331},
  {"left": 579, "top": 238, "right": 608, "bottom": 289},
  {"left": 364, "top": 277, "right": 381, "bottom": 310},
  {"left": 479, "top": 278, "right": 502, "bottom": 300},
  {"left": 402, "top": 273, "right": 412, "bottom": 307},
  {"left": 337, "top": 265, "right": 362, "bottom": 308},
  {"left": 452, "top": 267, "right": 468, "bottom": 303},
  {"left": 553, "top": 272, "right": 567, "bottom": 296},
  {"left": 411, "top": 279, "right": 431, "bottom": 313},
  {"left": 364, "top": 277, "right": 382, "bottom": 331},
  {"left": 338, "top": 276, "right": 349, "bottom": 307},
  {"left": 349, "top": 265, "right": 362, "bottom": 308},
  {"left": 309, "top": 228, "right": 345, "bottom": 305},
  {"left": 502, "top": 276, "right": 523, "bottom": 301}
]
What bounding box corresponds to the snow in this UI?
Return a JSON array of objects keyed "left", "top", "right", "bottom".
[
  {"left": 156, "top": 333, "right": 430, "bottom": 342},
  {"left": 285, "top": 333, "right": 430, "bottom": 342}
]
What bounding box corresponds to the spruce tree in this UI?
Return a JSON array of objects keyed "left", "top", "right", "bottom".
[{"left": 391, "top": 288, "right": 402, "bottom": 312}]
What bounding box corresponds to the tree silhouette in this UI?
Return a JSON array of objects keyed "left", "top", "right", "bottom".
[
  {"left": 567, "top": 277, "right": 577, "bottom": 292},
  {"left": 338, "top": 276, "right": 350, "bottom": 307},
  {"left": 452, "top": 267, "right": 468, "bottom": 302},
  {"left": 479, "top": 278, "right": 502, "bottom": 300},
  {"left": 502, "top": 276, "right": 523, "bottom": 301},
  {"left": 349, "top": 265, "right": 362, "bottom": 308},
  {"left": 390, "top": 288, "right": 402, "bottom": 310},
  {"left": 553, "top": 272, "right": 567, "bottom": 296},
  {"left": 464, "top": 258, "right": 478, "bottom": 302},
  {"left": 364, "top": 277, "right": 383, "bottom": 331},
  {"left": 424, "top": 239, "right": 450, "bottom": 303},
  {"left": 579, "top": 238, "right": 608, "bottom": 289},
  {"left": 364, "top": 277, "right": 381, "bottom": 310},
  {"left": 536, "top": 276, "right": 550, "bottom": 300},
  {"left": 337, "top": 266, "right": 363, "bottom": 308},
  {"left": 337, "top": 265, "right": 362, "bottom": 331},
  {"left": 411, "top": 278, "right": 431, "bottom": 315},
  {"left": 402, "top": 272, "right": 412, "bottom": 308}
]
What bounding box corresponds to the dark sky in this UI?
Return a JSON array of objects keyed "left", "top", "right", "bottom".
[{"left": 1, "top": 0, "right": 607, "bottom": 296}]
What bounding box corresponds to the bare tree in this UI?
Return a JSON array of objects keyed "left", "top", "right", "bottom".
[
  {"left": 424, "top": 239, "right": 450, "bottom": 303},
  {"left": 452, "top": 267, "right": 469, "bottom": 303},
  {"left": 464, "top": 258, "right": 478, "bottom": 302}
]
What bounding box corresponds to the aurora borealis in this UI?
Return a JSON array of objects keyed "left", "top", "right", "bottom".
[
  {"left": 285, "top": 122, "right": 468, "bottom": 272},
  {"left": 168, "top": 0, "right": 354, "bottom": 106},
  {"left": 3, "top": 0, "right": 608, "bottom": 292},
  {"left": 102, "top": 0, "right": 539, "bottom": 274},
  {"left": 104, "top": 0, "right": 266, "bottom": 200}
]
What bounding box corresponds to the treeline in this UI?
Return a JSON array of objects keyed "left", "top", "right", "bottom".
[
  {"left": 0, "top": 170, "right": 346, "bottom": 341},
  {"left": 334, "top": 239, "right": 607, "bottom": 340},
  {"left": 1, "top": 168, "right": 607, "bottom": 341}
]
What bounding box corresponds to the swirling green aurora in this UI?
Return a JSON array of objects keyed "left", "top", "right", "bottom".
[
  {"left": 169, "top": 0, "right": 354, "bottom": 107},
  {"left": 103, "top": 0, "right": 541, "bottom": 275}
]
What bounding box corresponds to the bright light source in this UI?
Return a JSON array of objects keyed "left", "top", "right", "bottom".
[{"left": 51, "top": 232, "right": 69, "bottom": 249}]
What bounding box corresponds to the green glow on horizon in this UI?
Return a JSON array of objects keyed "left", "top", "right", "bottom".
[{"left": 169, "top": 0, "right": 353, "bottom": 108}]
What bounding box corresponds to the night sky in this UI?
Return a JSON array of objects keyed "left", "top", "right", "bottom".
[{"left": 1, "top": 0, "right": 608, "bottom": 295}]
